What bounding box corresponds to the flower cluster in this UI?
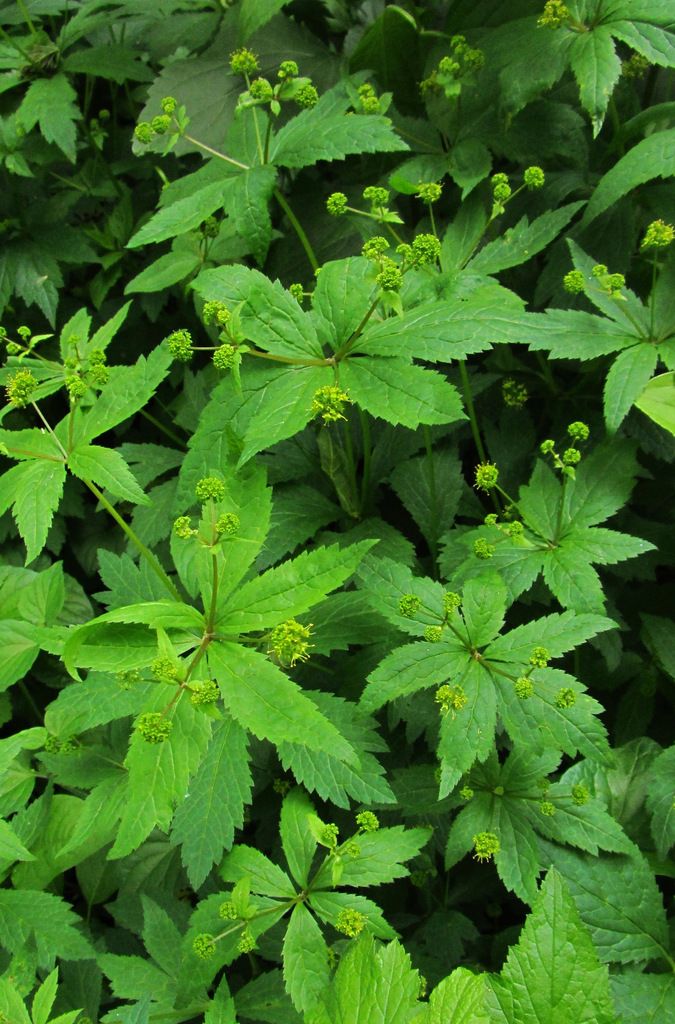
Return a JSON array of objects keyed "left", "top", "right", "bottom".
[
  {"left": 435, "top": 684, "right": 467, "bottom": 714},
  {"left": 311, "top": 384, "right": 352, "bottom": 424},
  {"left": 356, "top": 810, "right": 379, "bottom": 833},
  {"left": 472, "top": 831, "right": 500, "bottom": 862},
  {"left": 335, "top": 908, "right": 367, "bottom": 938},
  {"left": 398, "top": 594, "right": 421, "bottom": 618},
  {"left": 195, "top": 476, "right": 226, "bottom": 502},
  {"left": 134, "top": 98, "right": 178, "bottom": 145},
  {"left": 192, "top": 933, "right": 216, "bottom": 959},
  {"left": 136, "top": 712, "right": 173, "bottom": 744},
  {"left": 416, "top": 181, "right": 442, "bottom": 204},
  {"left": 537, "top": 1, "right": 569, "bottom": 28},
  {"left": 190, "top": 680, "right": 220, "bottom": 706},
  {"left": 269, "top": 619, "right": 313, "bottom": 666},
  {"left": 502, "top": 378, "right": 528, "bottom": 408},
  {"left": 5, "top": 368, "right": 37, "bottom": 407},
  {"left": 230, "top": 48, "right": 259, "bottom": 75},
  {"left": 641, "top": 219, "right": 674, "bottom": 250},
  {"left": 165, "top": 329, "right": 193, "bottom": 363},
  {"left": 358, "top": 82, "right": 382, "bottom": 114},
  {"left": 216, "top": 511, "right": 240, "bottom": 536},
  {"left": 474, "top": 462, "right": 499, "bottom": 492}
]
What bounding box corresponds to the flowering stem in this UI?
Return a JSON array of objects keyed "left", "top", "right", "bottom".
[
  {"left": 273, "top": 187, "right": 319, "bottom": 272},
  {"left": 182, "top": 132, "right": 249, "bottom": 171},
  {"left": 458, "top": 360, "right": 486, "bottom": 464},
  {"left": 649, "top": 255, "right": 658, "bottom": 341},
  {"left": 336, "top": 295, "right": 380, "bottom": 359},
  {"left": 83, "top": 479, "right": 182, "bottom": 601},
  {"left": 246, "top": 348, "right": 334, "bottom": 367}
]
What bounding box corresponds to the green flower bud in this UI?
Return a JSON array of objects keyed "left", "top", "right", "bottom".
[
  {"left": 375, "top": 259, "right": 402, "bottom": 292},
  {"left": 335, "top": 908, "right": 367, "bottom": 938},
  {"left": 356, "top": 810, "right": 379, "bottom": 833},
  {"left": 555, "top": 687, "right": 576, "bottom": 709},
  {"left": 424, "top": 625, "right": 443, "bottom": 643},
  {"left": 411, "top": 232, "right": 441, "bottom": 266},
  {"left": 572, "top": 783, "right": 590, "bottom": 805},
  {"left": 202, "top": 300, "right": 231, "bottom": 327},
  {"left": 472, "top": 831, "right": 500, "bottom": 862},
  {"left": 5, "top": 341, "right": 21, "bottom": 355},
  {"left": 358, "top": 84, "right": 381, "bottom": 114},
  {"left": 562, "top": 447, "right": 581, "bottom": 465},
  {"left": 473, "top": 538, "right": 495, "bottom": 560},
  {"left": 320, "top": 823, "right": 339, "bottom": 848},
  {"left": 362, "top": 235, "right": 390, "bottom": 260},
  {"left": 216, "top": 511, "right": 240, "bottom": 536},
  {"left": 213, "top": 344, "right": 238, "bottom": 371},
  {"left": 65, "top": 375, "right": 87, "bottom": 401},
  {"left": 622, "top": 52, "right": 650, "bottom": 79},
  {"left": 459, "top": 785, "right": 474, "bottom": 800},
  {"left": 165, "top": 328, "right": 193, "bottom": 362},
  {"left": 515, "top": 676, "right": 534, "bottom": 699},
  {"left": 237, "top": 928, "right": 256, "bottom": 954},
  {"left": 269, "top": 619, "right": 313, "bottom": 667},
  {"left": 134, "top": 121, "right": 154, "bottom": 144},
  {"left": 249, "top": 77, "right": 274, "bottom": 102},
  {"left": 529, "top": 646, "right": 550, "bottom": 669},
  {"left": 537, "top": 0, "right": 569, "bottom": 28},
  {"left": 540, "top": 439, "right": 556, "bottom": 455},
  {"left": 539, "top": 800, "right": 556, "bottom": 816},
  {"left": 136, "top": 712, "right": 172, "bottom": 743},
  {"left": 311, "top": 384, "right": 352, "bottom": 424},
  {"left": 151, "top": 114, "right": 171, "bottom": 135},
  {"left": 507, "top": 520, "right": 524, "bottom": 537},
  {"left": 474, "top": 462, "right": 499, "bottom": 491},
  {"left": 524, "top": 166, "right": 545, "bottom": 189},
  {"left": 563, "top": 269, "right": 585, "bottom": 294},
  {"left": 493, "top": 182, "right": 512, "bottom": 204},
  {"left": 192, "top": 933, "right": 216, "bottom": 959},
  {"left": 399, "top": 594, "right": 421, "bottom": 618},
  {"left": 295, "top": 82, "right": 319, "bottom": 108},
  {"left": 190, "top": 680, "right": 220, "bottom": 706},
  {"left": 363, "top": 185, "right": 390, "bottom": 207},
  {"left": 173, "top": 515, "right": 196, "bottom": 539},
  {"left": 161, "top": 96, "right": 177, "bottom": 114},
  {"left": 278, "top": 60, "right": 298, "bottom": 79},
  {"left": 151, "top": 656, "right": 180, "bottom": 683},
  {"left": 443, "top": 591, "right": 461, "bottom": 615},
  {"left": 641, "top": 219, "right": 674, "bottom": 250},
  {"left": 591, "top": 263, "right": 608, "bottom": 278},
  {"left": 230, "top": 48, "right": 259, "bottom": 75},
  {"left": 416, "top": 181, "right": 442, "bottom": 203},
  {"left": 5, "top": 369, "right": 37, "bottom": 407},
  {"left": 435, "top": 684, "right": 467, "bottom": 714},
  {"left": 17, "top": 326, "right": 31, "bottom": 340},
  {"left": 289, "top": 283, "right": 304, "bottom": 302},
  {"left": 326, "top": 191, "right": 348, "bottom": 215},
  {"left": 195, "top": 476, "right": 226, "bottom": 502},
  {"left": 219, "top": 900, "right": 238, "bottom": 920}
]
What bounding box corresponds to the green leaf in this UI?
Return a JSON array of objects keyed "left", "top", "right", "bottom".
[
  {"left": 31, "top": 968, "right": 59, "bottom": 1024},
  {"left": 259, "top": 483, "right": 340, "bottom": 570},
  {"left": 437, "top": 660, "right": 498, "bottom": 796},
  {"left": 604, "top": 344, "right": 658, "bottom": 433},
  {"left": 62, "top": 43, "right": 154, "bottom": 83},
  {"left": 423, "top": 968, "right": 489, "bottom": 1024},
  {"left": 318, "top": 826, "right": 430, "bottom": 888},
  {"left": 646, "top": 745, "right": 675, "bottom": 859},
  {"left": 461, "top": 573, "right": 508, "bottom": 646},
  {"left": 349, "top": 5, "right": 421, "bottom": 99},
  {"left": 207, "top": 642, "right": 358, "bottom": 765},
  {"left": 389, "top": 446, "right": 462, "bottom": 554},
  {"left": 11, "top": 459, "right": 67, "bottom": 565},
  {"left": 540, "top": 842, "right": 670, "bottom": 966},
  {"left": 170, "top": 714, "right": 253, "bottom": 888},
  {"left": 108, "top": 696, "right": 212, "bottom": 860},
  {"left": 127, "top": 179, "right": 234, "bottom": 248},
  {"left": 635, "top": 371, "right": 675, "bottom": 435},
  {"left": 581, "top": 128, "right": 675, "bottom": 227},
  {"left": 68, "top": 445, "right": 149, "bottom": 505},
  {"left": 487, "top": 868, "right": 616, "bottom": 1024},
  {"left": 76, "top": 345, "right": 173, "bottom": 445},
  {"left": 219, "top": 539, "right": 375, "bottom": 631},
  {"left": 220, "top": 844, "right": 295, "bottom": 898},
  {"left": 610, "top": 973, "right": 675, "bottom": 1024},
  {"left": 361, "top": 641, "right": 467, "bottom": 713},
  {"left": 468, "top": 202, "right": 584, "bottom": 276},
  {"left": 238, "top": 0, "right": 291, "bottom": 40},
  {"left": 0, "top": 620, "right": 41, "bottom": 693},
  {"left": 0, "top": 978, "right": 32, "bottom": 1024},
  {"left": 0, "top": 889, "right": 93, "bottom": 963},
  {"left": 279, "top": 692, "right": 396, "bottom": 809},
  {"left": 340, "top": 357, "right": 465, "bottom": 429},
  {"left": 270, "top": 100, "right": 406, "bottom": 170},
  {"left": 125, "top": 250, "right": 201, "bottom": 294},
  {"left": 569, "top": 27, "right": 621, "bottom": 136},
  {"left": 280, "top": 788, "right": 318, "bottom": 887},
  {"left": 486, "top": 611, "right": 615, "bottom": 664},
  {"left": 527, "top": 308, "right": 637, "bottom": 359},
  {"left": 18, "top": 74, "right": 80, "bottom": 161},
  {"left": 566, "top": 441, "right": 640, "bottom": 528},
  {"left": 313, "top": 933, "right": 420, "bottom": 1023},
  {"left": 311, "top": 257, "right": 375, "bottom": 351},
  {"left": 282, "top": 903, "right": 329, "bottom": 1015},
  {"left": 227, "top": 165, "right": 277, "bottom": 266},
  {"left": 541, "top": 545, "right": 605, "bottom": 613},
  {"left": 0, "top": 817, "right": 34, "bottom": 862},
  {"left": 194, "top": 265, "right": 324, "bottom": 358},
  {"left": 141, "top": 897, "right": 182, "bottom": 977}
]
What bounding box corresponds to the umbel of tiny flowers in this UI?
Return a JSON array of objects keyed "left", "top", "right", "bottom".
[
  {"left": 268, "top": 619, "right": 313, "bottom": 667},
  {"left": 399, "top": 594, "right": 421, "bottom": 618},
  {"left": 335, "top": 908, "right": 367, "bottom": 938},
  {"left": 230, "top": 48, "right": 260, "bottom": 75},
  {"left": 435, "top": 684, "right": 467, "bottom": 714},
  {"left": 356, "top": 810, "right": 379, "bottom": 833},
  {"left": 641, "top": 219, "right": 675, "bottom": 250},
  {"left": 555, "top": 687, "right": 576, "bottom": 709},
  {"left": 357, "top": 82, "right": 382, "bottom": 114},
  {"left": 165, "top": 329, "right": 193, "bottom": 363},
  {"left": 195, "top": 476, "right": 226, "bottom": 503},
  {"left": 539, "top": 800, "right": 556, "bottom": 816},
  {"left": 530, "top": 646, "right": 550, "bottom": 669},
  {"left": 326, "top": 191, "right": 348, "bottom": 216},
  {"left": 474, "top": 462, "right": 499, "bottom": 492},
  {"left": 5, "top": 368, "right": 37, "bottom": 408},
  {"left": 216, "top": 511, "right": 240, "bottom": 536},
  {"left": 311, "top": 384, "right": 352, "bottom": 424},
  {"left": 192, "top": 933, "right": 217, "bottom": 959},
  {"left": 622, "top": 52, "right": 650, "bottom": 79},
  {"left": 472, "top": 831, "right": 500, "bottom": 862},
  {"left": 213, "top": 344, "right": 239, "bottom": 371},
  {"left": 473, "top": 538, "right": 495, "bottom": 560},
  {"left": 572, "top": 783, "right": 590, "bottom": 806},
  {"left": 443, "top": 591, "right": 461, "bottom": 616},
  {"left": 591, "top": 263, "right": 625, "bottom": 298},
  {"left": 174, "top": 515, "right": 197, "bottom": 540},
  {"left": 515, "top": 676, "right": 534, "bottom": 699},
  {"left": 416, "top": 181, "right": 442, "bottom": 204},
  {"left": 523, "top": 165, "right": 545, "bottom": 189},
  {"left": 189, "top": 679, "right": 220, "bottom": 707},
  {"left": 502, "top": 378, "right": 528, "bottom": 408},
  {"left": 151, "top": 656, "right": 181, "bottom": 683},
  {"left": 202, "top": 300, "right": 231, "bottom": 327},
  {"left": 135, "top": 712, "right": 173, "bottom": 744},
  {"left": 537, "top": 0, "right": 570, "bottom": 28},
  {"left": 424, "top": 625, "right": 443, "bottom": 643},
  {"left": 563, "top": 269, "right": 585, "bottom": 295}
]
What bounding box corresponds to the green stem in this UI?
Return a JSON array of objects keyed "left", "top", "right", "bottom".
[
  {"left": 336, "top": 296, "right": 380, "bottom": 359},
  {"left": 139, "top": 408, "right": 187, "bottom": 447},
  {"left": 18, "top": 680, "right": 42, "bottom": 723},
  {"left": 554, "top": 475, "right": 569, "bottom": 543},
  {"left": 458, "top": 360, "right": 487, "bottom": 463},
  {"left": 206, "top": 551, "right": 219, "bottom": 634},
  {"left": 84, "top": 479, "right": 182, "bottom": 601},
  {"left": 273, "top": 187, "right": 319, "bottom": 272},
  {"left": 246, "top": 348, "right": 334, "bottom": 367},
  {"left": 182, "top": 132, "right": 249, "bottom": 171},
  {"left": 423, "top": 425, "right": 439, "bottom": 570},
  {"left": 358, "top": 408, "right": 372, "bottom": 515},
  {"left": 649, "top": 255, "right": 658, "bottom": 341}
]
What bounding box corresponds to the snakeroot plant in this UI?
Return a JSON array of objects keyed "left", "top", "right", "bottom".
[{"left": 0, "top": 1, "right": 673, "bottom": 1021}]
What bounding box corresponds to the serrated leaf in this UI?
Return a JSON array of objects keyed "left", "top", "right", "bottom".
[
  {"left": 125, "top": 250, "right": 201, "bottom": 294},
  {"left": 68, "top": 444, "right": 149, "bottom": 505},
  {"left": 221, "top": 844, "right": 295, "bottom": 897},
  {"left": 227, "top": 165, "right": 276, "bottom": 266},
  {"left": 63, "top": 43, "right": 153, "bottom": 83},
  {"left": 646, "top": 745, "right": 675, "bottom": 859},
  {"left": 207, "top": 642, "right": 357, "bottom": 765},
  {"left": 270, "top": 100, "right": 406, "bottom": 169},
  {"left": 11, "top": 459, "right": 66, "bottom": 564},
  {"left": 424, "top": 968, "right": 489, "bottom": 1024},
  {"left": 389, "top": 446, "right": 462, "bottom": 553},
  {"left": 361, "top": 641, "right": 467, "bottom": 713},
  {"left": 313, "top": 933, "right": 419, "bottom": 1023},
  {"left": 0, "top": 817, "right": 34, "bottom": 862},
  {"left": 282, "top": 903, "right": 329, "bottom": 1015},
  {"left": 581, "top": 127, "right": 675, "bottom": 227},
  {"left": 468, "top": 202, "right": 584, "bottom": 276},
  {"left": 18, "top": 74, "right": 80, "bottom": 161},
  {"left": 604, "top": 344, "right": 658, "bottom": 433},
  {"left": 218, "top": 539, "right": 374, "bottom": 631},
  {"left": 316, "top": 826, "right": 430, "bottom": 889},
  {"left": 569, "top": 26, "right": 621, "bottom": 136},
  {"left": 31, "top": 967, "right": 58, "bottom": 1024},
  {"left": 171, "top": 715, "right": 252, "bottom": 888},
  {"left": 280, "top": 788, "right": 318, "bottom": 887},
  {"left": 610, "top": 973, "right": 675, "bottom": 1024},
  {"left": 0, "top": 889, "right": 93, "bottom": 963},
  {"left": 437, "top": 660, "right": 498, "bottom": 796},
  {"left": 635, "top": 371, "right": 675, "bottom": 435},
  {"left": 487, "top": 868, "right": 616, "bottom": 1024},
  {"left": 128, "top": 179, "right": 234, "bottom": 248},
  {"left": 340, "top": 357, "right": 465, "bottom": 429}
]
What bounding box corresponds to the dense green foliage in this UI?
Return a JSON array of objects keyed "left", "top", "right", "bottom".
[{"left": 0, "top": 0, "right": 674, "bottom": 1020}]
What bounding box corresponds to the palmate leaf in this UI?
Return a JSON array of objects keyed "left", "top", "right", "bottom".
[
  {"left": 311, "top": 256, "right": 376, "bottom": 350},
  {"left": 312, "top": 826, "right": 431, "bottom": 889},
  {"left": 270, "top": 100, "right": 406, "bottom": 170},
  {"left": 0, "top": 889, "right": 93, "bottom": 963},
  {"left": 17, "top": 73, "right": 80, "bottom": 161},
  {"left": 487, "top": 869, "right": 616, "bottom": 1024}
]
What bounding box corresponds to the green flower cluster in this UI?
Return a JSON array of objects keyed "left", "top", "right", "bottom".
[
  {"left": 136, "top": 712, "right": 173, "bottom": 744},
  {"left": 435, "top": 684, "right": 467, "bottom": 714},
  {"left": 311, "top": 384, "right": 352, "bottom": 424},
  {"left": 269, "top": 619, "right": 313, "bottom": 666},
  {"left": 356, "top": 810, "right": 379, "bottom": 833},
  {"left": 399, "top": 594, "right": 421, "bottom": 618},
  {"left": 165, "top": 329, "right": 193, "bottom": 363},
  {"left": 474, "top": 462, "right": 499, "bottom": 491},
  {"left": 641, "top": 219, "right": 674, "bottom": 250},
  {"left": 5, "top": 369, "right": 37, "bottom": 407},
  {"left": 502, "top": 378, "right": 528, "bottom": 408},
  {"left": 195, "top": 476, "right": 226, "bottom": 502},
  {"left": 335, "top": 908, "right": 367, "bottom": 938},
  {"left": 537, "top": 1, "right": 569, "bottom": 28},
  {"left": 190, "top": 680, "right": 220, "bottom": 706},
  {"left": 472, "top": 831, "right": 500, "bottom": 862}
]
